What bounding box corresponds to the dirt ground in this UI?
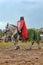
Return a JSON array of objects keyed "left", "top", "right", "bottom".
[{"left": 0, "top": 46, "right": 43, "bottom": 65}]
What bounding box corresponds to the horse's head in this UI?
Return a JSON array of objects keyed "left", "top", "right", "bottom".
[
  {"left": 5, "top": 23, "right": 17, "bottom": 34},
  {"left": 5, "top": 23, "right": 10, "bottom": 33}
]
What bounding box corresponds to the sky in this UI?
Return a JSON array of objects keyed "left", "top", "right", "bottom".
[{"left": 0, "top": 0, "right": 43, "bottom": 29}]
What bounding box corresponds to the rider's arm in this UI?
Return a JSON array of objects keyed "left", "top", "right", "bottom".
[
  {"left": 17, "top": 21, "right": 21, "bottom": 31},
  {"left": 19, "top": 20, "right": 24, "bottom": 30}
]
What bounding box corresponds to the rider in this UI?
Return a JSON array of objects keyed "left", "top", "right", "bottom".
[
  {"left": 17, "top": 16, "right": 28, "bottom": 41},
  {"left": 15, "top": 16, "right": 28, "bottom": 50}
]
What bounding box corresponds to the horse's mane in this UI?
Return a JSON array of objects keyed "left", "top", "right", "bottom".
[{"left": 10, "top": 24, "right": 17, "bottom": 28}]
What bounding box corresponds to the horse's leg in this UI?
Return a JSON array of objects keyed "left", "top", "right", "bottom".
[
  {"left": 29, "top": 40, "right": 34, "bottom": 50},
  {"left": 12, "top": 34, "right": 20, "bottom": 50},
  {"left": 37, "top": 41, "right": 41, "bottom": 49},
  {"left": 11, "top": 35, "right": 15, "bottom": 45},
  {"left": 17, "top": 34, "right": 20, "bottom": 42},
  {"left": 15, "top": 34, "right": 20, "bottom": 49}
]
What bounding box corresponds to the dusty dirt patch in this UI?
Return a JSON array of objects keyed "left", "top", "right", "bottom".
[{"left": 0, "top": 46, "right": 43, "bottom": 65}]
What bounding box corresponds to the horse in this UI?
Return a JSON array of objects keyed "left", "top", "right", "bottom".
[{"left": 5, "top": 24, "right": 41, "bottom": 50}]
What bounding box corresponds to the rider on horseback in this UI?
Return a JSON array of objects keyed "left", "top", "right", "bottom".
[{"left": 17, "top": 16, "right": 28, "bottom": 41}]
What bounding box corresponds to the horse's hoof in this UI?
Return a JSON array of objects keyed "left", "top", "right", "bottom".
[
  {"left": 38, "top": 47, "right": 41, "bottom": 49},
  {"left": 29, "top": 47, "right": 32, "bottom": 50},
  {"left": 15, "top": 46, "right": 20, "bottom": 50}
]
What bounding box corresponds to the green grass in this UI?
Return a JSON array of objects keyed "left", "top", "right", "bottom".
[
  {"left": 0, "top": 41, "right": 43, "bottom": 47},
  {"left": 0, "top": 41, "right": 13, "bottom": 47},
  {"left": 18, "top": 41, "right": 43, "bottom": 48}
]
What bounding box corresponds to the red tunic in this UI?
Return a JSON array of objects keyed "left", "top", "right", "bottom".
[{"left": 17, "top": 20, "right": 28, "bottom": 39}]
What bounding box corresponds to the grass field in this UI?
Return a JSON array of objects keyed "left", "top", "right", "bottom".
[{"left": 0, "top": 41, "right": 43, "bottom": 48}]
